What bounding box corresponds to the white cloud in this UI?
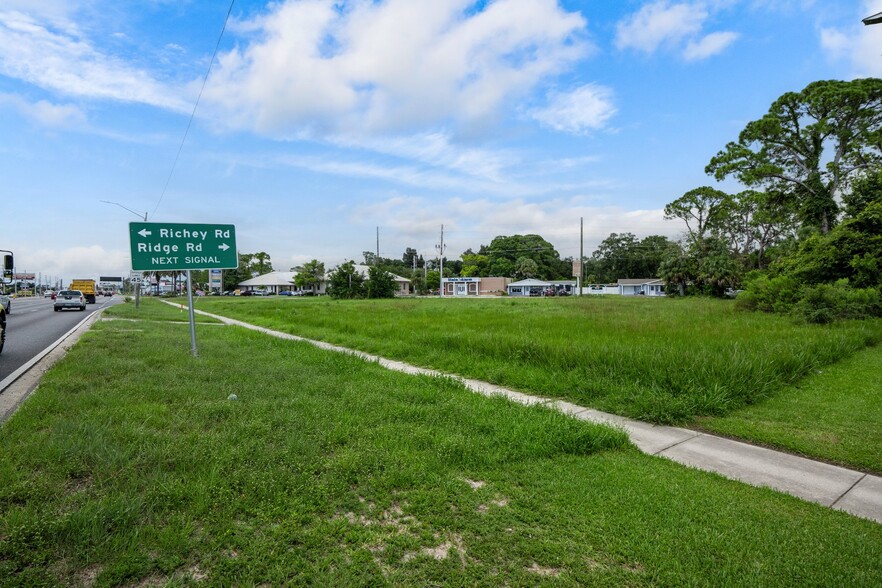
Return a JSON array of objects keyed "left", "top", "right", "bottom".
[
  {"left": 819, "top": 1, "right": 882, "bottom": 78},
  {"left": 683, "top": 31, "right": 738, "bottom": 60},
  {"left": 0, "top": 10, "right": 188, "bottom": 110},
  {"left": 277, "top": 153, "right": 504, "bottom": 194},
  {"left": 530, "top": 83, "right": 617, "bottom": 135},
  {"left": 203, "top": 0, "right": 589, "bottom": 138},
  {"left": 0, "top": 92, "right": 86, "bottom": 127},
  {"left": 14, "top": 245, "right": 130, "bottom": 283},
  {"left": 615, "top": 1, "right": 707, "bottom": 53},
  {"left": 330, "top": 132, "right": 517, "bottom": 182},
  {"left": 348, "top": 195, "right": 677, "bottom": 259},
  {"left": 614, "top": 1, "right": 738, "bottom": 61}
]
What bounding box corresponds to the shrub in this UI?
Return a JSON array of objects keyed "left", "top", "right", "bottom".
[
  {"left": 795, "top": 281, "right": 882, "bottom": 324},
  {"left": 734, "top": 274, "right": 801, "bottom": 313}
]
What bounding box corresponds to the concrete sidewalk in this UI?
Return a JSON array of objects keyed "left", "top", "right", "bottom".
[{"left": 174, "top": 302, "right": 882, "bottom": 524}]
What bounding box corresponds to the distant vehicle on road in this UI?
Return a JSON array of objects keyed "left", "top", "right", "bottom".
[
  {"left": 69, "top": 279, "right": 97, "bottom": 304},
  {"left": 44, "top": 290, "right": 55, "bottom": 298},
  {"left": 0, "top": 250, "right": 12, "bottom": 355},
  {"left": 54, "top": 290, "right": 86, "bottom": 312}
]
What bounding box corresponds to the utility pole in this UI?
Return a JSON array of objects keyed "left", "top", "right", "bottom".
[
  {"left": 579, "top": 217, "right": 584, "bottom": 296},
  {"left": 436, "top": 225, "right": 446, "bottom": 297},
  {"left": 101, "top": 200, "right": 146, "bottom": 308},
  {"left": 376, "top": 226, "right": 380, "bottom": 265}
]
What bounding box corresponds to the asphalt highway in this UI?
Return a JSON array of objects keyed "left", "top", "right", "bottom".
[{"left": 0, "top": 295, "right": 122, "bottom": 383}]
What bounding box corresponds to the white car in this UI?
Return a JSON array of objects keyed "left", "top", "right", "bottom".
[{"left": 54, "top": 290, "right": 86, "bottom": 312}]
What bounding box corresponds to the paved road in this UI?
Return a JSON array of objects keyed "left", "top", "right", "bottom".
[{"left": 0, "top": 295, "right": 122, "bottom": 382}]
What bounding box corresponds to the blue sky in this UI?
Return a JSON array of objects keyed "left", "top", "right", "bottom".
[{"left": 2, "top": 0, "right": 881, "bottom": 283}]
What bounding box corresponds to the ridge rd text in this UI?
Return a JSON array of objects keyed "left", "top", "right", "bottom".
[{"left": 136, "top": 228, "right": 231, "bottom": 255}]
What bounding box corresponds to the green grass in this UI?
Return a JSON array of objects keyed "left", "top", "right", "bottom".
[
  {"left": 106, "top": 297, "right": 221, "bottom": 323},
  {"left": 698, "top": 342, "right": 882, "bottom": 473},
  {"left": 192, "top": 296, "right": 881, "bottom": 425},
  {"left": 1, "top": 313, "right": 881, "bottom": 586}
]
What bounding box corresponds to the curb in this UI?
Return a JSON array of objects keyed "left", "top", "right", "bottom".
[{"left": 0, "top": 311, "right": 103, "bottom": 424}]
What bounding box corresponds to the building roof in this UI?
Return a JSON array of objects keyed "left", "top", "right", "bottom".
[
  {"left": 238, "top": 271, "right": 297, "bottom": 287},
  {"left": 617, "top": 278, "right": 662, "bottom": 286},
  {"left": 353, "top": 264, "right": 411, "bottom": 283},
  {"left": 507, "top": 278, "right": 550, "bottom": 287}
]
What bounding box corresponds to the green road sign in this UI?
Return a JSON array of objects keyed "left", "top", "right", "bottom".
[{"left": 129, "top": 222, "right": 238, "bottom": 271}]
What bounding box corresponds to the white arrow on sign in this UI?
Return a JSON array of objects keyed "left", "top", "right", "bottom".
[
  {"left": 218, "top": 243, "right": 230, "bottom": 251},
  {"left": 138, "top": 229, "right": 152, "bottom": 237}
]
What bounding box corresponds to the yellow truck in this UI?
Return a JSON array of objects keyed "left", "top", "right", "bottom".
[{"left": 70, "top": 279, "right": 98, "bottom": 304}]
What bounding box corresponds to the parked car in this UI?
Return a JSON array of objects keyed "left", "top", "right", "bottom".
[{"left": 54, "top": 290, "right": 86, "bottom": 312}]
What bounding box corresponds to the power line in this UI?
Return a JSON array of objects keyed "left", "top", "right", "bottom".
[{"left": 152, "top": 0, "right": 237, "bottom": 220}]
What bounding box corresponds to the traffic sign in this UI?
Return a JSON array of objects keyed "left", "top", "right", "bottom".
[{"left": 129, "top": 222, "right": 238, "bottom": 271}]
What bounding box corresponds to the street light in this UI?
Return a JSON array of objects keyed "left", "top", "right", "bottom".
[
  {"left": 864, "top": 11, "right": 882, "bottom": 25},
  {"left": 100, "top": 200, "right": 147, "bottom": 307}
]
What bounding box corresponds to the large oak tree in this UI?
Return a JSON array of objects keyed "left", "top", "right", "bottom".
[{"left": 706, "top": 79, "right": 882, "bottom": 234}]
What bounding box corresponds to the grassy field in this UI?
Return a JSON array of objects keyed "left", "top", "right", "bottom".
[
  {"left": 193, "top": 296, "right": 881, "bottom": 423},
  {"left": 109, "top": 298, "right": 221, "bottom": 323},
  {"left": 699, "top": 342, "right": 882, "bottom": 473},
  {"left": 188, "top": 295, "right": 882, "bottom": 474},
  {"left": 0, "top": 307, "right": 880, "bottom": 586}
]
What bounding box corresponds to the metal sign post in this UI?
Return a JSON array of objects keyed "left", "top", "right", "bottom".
[
  {"left": 128, "top": 222, "right": 238, "bottom": 356},
  {"left": 186, "top": 270, "right": 198, "bottom": 357},
  {"left": 130, "top": 272, "right": 142, "bottom": 308}
]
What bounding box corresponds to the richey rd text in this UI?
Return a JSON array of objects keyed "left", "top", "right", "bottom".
[
  {"left": 158, "top": 228, "right": 230, "bottom": 240},
  {"left": 135, "top": 228, "right": 232, "bottom": 255}
]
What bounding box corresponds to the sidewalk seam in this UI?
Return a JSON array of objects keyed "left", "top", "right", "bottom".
[
  {"left": 653, "top": 432, "right": 703, "bottom": 456},
  {"left": 830, "top": 473, "right": 868, "bottom": 508}
]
